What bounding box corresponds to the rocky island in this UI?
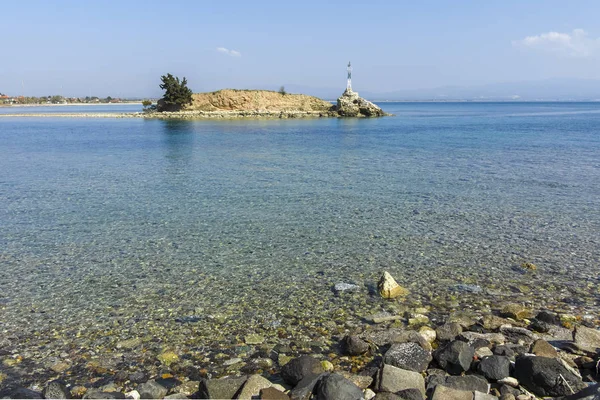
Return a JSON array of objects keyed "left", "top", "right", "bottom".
[
  {"left": 0, "top": 89, "right": 389, "bottom": 120},
  {"left": 149, "top": 89, "right": 389, "bottom": 120}
]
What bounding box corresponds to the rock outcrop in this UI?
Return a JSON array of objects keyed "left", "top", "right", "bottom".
[{"left": 335, "top": 89, "right": 387, "bottom": 117}]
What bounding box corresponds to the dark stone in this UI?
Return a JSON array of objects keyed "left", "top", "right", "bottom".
[
  {"left": 315, "top": 373, "right": 362, "bottom": 400},
  {"left": 198, "top": 376, "right": 248, "bottom": 399},
  {"left": 492, "top": 345, "right": 515, "bottom": 359},
  {"left": 260, "top": 387, "right": 291, "bottom": 399},
  {"left": 465, "top": 338, "right": 490, "bottom": 350},
  {"left": 342, "top": 335, "right": 370, "bottom": 356},
  {"left": 529, "top": 319, "right": 550, "bottom": 333},
  {"left": 436, "top": 323, "right": 463, "bottom": 342},
  {"left": 359, "top": 366, "right": 380, "bottom": 379},
  {"left": 383, "top": 342, "right": 432, "bottom": 372},
  {"left": 477, "top": 356, "right": 511, "bottom": 381},
  {"left": 468, "top": 324, "right": 486, "bottom": 333},
  {"left": 581, "top": 368, "right": 599, "bottom": 384},
  {"left": 461, "top": 332, "right": 504, "bottom": 348},
  {"left": 507, "top": 344, "right": 529, "bottom": 357},
  {"left": 113, "top": 371, "right": 129, "bottom": 382},
  {"left": 442, "top": 375, "right": 489, "bottom": 394},
  {"left": 289, "top": 373, "right": 326, "bottom": 400},
  {"left": 82, "top": 390, "right": 126, "bottom": 399},
  {"left": 274, "top": 344, "right": 293, "bottom": 354},
  {"left": 433, "top": 340, "right": 474, "bottom": 375},
  {"left": 426, "top": 374, "right": 446, "bottom": 392},
  {"left": 536, "top": 310, "right": 561, "bottom": 326},
  {"left": 373, "top": 394, "right": 402, "bottom": 400},
  {"left": 7, "top": 388, "right": 43, "bottom": 399},
  {"left": 182, "top": 366, "right": 203, "bottom": 381},
  {"left": 128, "top": 371, "right": 148, "bottom": 384},
  {"left": 396, "top": 388, "right": 425, "bottom": 400},
  {"left": 499, "top": 385, "right": 520, "bottom": 397},
  {"left": 137, "top": 381, "right": 168, "bottom": 399},
  {"left": 155, "top": 377, "right": 182, "bottom": 390},
  {"left": 499, "top": 326, "right": 537, "bottom": 346},
  {"left": 514, "top": 355, "right": 587, "bottom": 397},
  {"left": 43, "top": 380, "right": 71, "bottom": 399},
  {"left": 562, "top": 383, "right": 600, "bottom": 399},
  {"left": 281, "top": 355, "right": 325, "bottom": 386}
]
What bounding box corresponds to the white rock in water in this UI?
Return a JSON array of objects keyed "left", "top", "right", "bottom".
[
  {"left": 378, "top": 271, "right": 409, "bottom": 299},
  {"left": 333, "top": 283, "right": 361, "bottom": 293},
  {"left": 336, "top": 89, "right": 387, "bottom": 117}
]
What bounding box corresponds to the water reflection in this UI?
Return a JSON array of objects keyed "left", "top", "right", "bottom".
[{"left": 159, "top": 120, "right": 195, "bottom": 175}]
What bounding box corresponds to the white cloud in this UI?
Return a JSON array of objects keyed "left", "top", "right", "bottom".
[
  {"left": 216, "top": 47, "right": 241, "bottom": 57},
  {"left": 513, "top": 29, "right": 600, "bottom": 57}
]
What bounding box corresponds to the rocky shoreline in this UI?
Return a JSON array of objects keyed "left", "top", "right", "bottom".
[
  {"left": 0, "top": 110, "right": 339, "bottom": 119},
  {"left": 2, "top": 271, "right": 600, "bottom": 400},
  {"left": 0, "top": 108, "right": 388, "bottom": 120}
]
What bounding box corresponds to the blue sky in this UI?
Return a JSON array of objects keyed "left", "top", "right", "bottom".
[{"left": 1, "top": 0, "right": 599, "bottom": 97}]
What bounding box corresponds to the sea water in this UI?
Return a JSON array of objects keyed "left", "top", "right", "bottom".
[{"left": 1, "top": 102, "right": 599, "bottom": 377}]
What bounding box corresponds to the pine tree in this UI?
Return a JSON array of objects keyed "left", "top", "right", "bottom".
[{"left": 159, "top": 73, "right": 193, "bottom": 111}]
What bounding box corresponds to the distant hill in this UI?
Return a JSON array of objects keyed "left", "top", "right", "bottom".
[
  {"left": 187, "top": 89, "right": 334, "bottom": 112},
  {"left": 282, "top": 78, "right": 600, "bottom": 102}
]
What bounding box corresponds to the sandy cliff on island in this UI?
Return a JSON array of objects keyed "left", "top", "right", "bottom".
[
  {"left": 186, "top": 89, "right": 335, "bottom": 112},
  {"left": 151, "top": 89, "right": 388, "bottom": 119}
]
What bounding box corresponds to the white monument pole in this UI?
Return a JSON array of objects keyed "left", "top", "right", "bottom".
[{"left": 347, "top": 61, "right": 352, "bottom": 92}]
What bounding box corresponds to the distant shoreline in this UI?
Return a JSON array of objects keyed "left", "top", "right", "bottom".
[{"left": 0, "top": 102, "right": 142, "bottom": 108}]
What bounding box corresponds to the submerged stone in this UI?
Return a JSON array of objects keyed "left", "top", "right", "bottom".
[
  {"left": 245, "top": 334, "right": 265, "bottom": 345},
  {"left": 281, "top": 355, "right": 324, "bottom": 386}
]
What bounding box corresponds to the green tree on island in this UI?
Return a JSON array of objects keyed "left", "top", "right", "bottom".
[{"left": 158, "top": 73, "right": 193, "bottom": 111}]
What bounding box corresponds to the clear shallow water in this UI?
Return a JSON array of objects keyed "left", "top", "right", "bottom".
[{"left": 1, "top": 102, "right": 600, "bottom": 380}]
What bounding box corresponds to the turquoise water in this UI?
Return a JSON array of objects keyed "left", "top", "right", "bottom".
[{"left": 1, "top": 102, "right": 600, "bottom": 378}]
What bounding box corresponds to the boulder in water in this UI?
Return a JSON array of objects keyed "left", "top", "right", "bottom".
[{"left": 336, "top": 89, "right": 387, "bottom": 117}]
